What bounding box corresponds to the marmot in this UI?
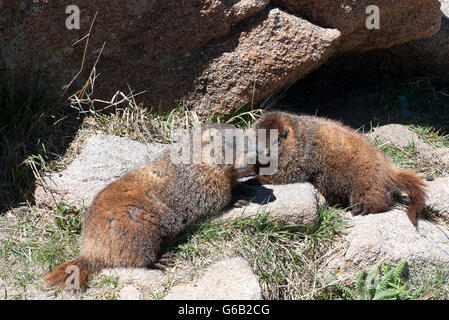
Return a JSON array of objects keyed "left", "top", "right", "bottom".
[
  {"left": 45, "top": 124, "right": 255, "bottom": 289},
  {"left": 251, "top": 111, "right": 427, "bottom": 225}
]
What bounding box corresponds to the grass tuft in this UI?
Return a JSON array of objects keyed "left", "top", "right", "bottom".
[
  {"left": 166, "top": 205, "right": 346, "bottom": 299},
  {"left": 409, "top": 125, "right": 449, "bottom": 149}
]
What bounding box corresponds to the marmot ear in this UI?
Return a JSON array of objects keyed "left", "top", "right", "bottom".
[{"left": 256, "top": 113, "right": 291, "bottom": 140}]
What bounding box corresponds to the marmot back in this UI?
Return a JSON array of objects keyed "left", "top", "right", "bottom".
[
  {"left": 252, "top": 111, "right": 427, "bottom": 226},
  {"left": 45, "top": 125, "right": 254, "bottom": 289}
]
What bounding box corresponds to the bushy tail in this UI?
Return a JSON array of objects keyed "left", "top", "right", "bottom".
[
  {"left": 45, "top": 257, "right": 99, "bottom": 290},
  {"left": 392, "top": 169, "right": 427, "bottom": 225}
]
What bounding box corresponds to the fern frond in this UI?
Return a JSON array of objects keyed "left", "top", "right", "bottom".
[
  {"left": 335, "top": 260, "right": 417, "bottom": 301},
  {"left": 373, "top": 288, "right": 399, "bottom": 300},
  {"left": 335, "top": 282, "right": 357, "bottom": 300},
  {"left": 378, "top": 268, "right": 395, "bottom": 291},
  {"left": 381, "top": 261, "right": 392, "bottom": 274},
  {"left": 355, "top": 269, "right": 367, "bottom": 299},
  {"left": 393, "top": 260, "right": 407, "bottom": 280},
  {"left": 365, "top": 265, "right": 380, "bottom": 300}
]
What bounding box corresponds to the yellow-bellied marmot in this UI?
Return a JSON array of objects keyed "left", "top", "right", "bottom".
[
  {"left": 252, "top": 111, "right": 427, "bottom": 225},
  {"left": 45, "top": 125, "right": 254, "bottom": 289}
]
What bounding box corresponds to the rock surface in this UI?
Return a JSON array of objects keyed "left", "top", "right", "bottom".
[
  {"left": 387, "top": 0, "right": 449, "bottom": 80},
  {"left": 324, "top": 209, "right": 449, "bottom": 281},
  {"left": 35, "top": 135, "right": 169, "bottom": 208},
  {"left": 218, "top": 181, "right": 321, "bottom": 232},
  {"left": 274, "top": 0, "right": 442, "bottom": 52},
  {"left": 180, "top": 8, "right": 340, "bottom": 117},
  {"left": 1, "top": 0, "right": 443, "bottom": 116},
  {"left": 118, "top": 285, "right": 141, "bottom": 300},
  {"left": 366, "top": 124, "right": 449, "bottom": 166},
  {"left": 99, "top": 267, "right": 166, "bottom": 291},
  {"left": 426, "top": 177, "right": 449, "bottom": 219},
  {"left": 164, "top": 257, "right": 262, "bottom": 300},
  {"left": 311, "top": 0, "right": 449, "bottom": 82}
]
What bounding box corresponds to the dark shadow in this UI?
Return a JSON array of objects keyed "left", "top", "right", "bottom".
[
  {"left": 0, "top": 73, "right": 84, "bottom": 213},
  {"left": 230, "top": 178, "right": 276, "bottom": 205},
  {"left": 270, "top": 49, "right": 449, "bottom": 133}
]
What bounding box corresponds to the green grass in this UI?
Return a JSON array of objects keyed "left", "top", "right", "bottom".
[
  {"left": 166, "top": 205, "right": 346, "bottom": 299},
  {"left": 81, "top": 99, "right": 264, "bottom": 145},
  {"left": 3, "top": 201, "right": 446, "bottom": 300},
  {"left": 373, "top": 129, "right": 449, "bottom": 176},
  {"left": 0, "top": 205, "right": 81, "bottom": 299},
  {"left": 82, "top": 101, "right": 202, "bottom": 144},
  {"left": 409, "top": 125, "right": 449, "bottom": 148},
  {"left": 208, "top": 101, "right": 264, "bottom": 130},
  {"left": 87, "top": 275, "right": 120, "bottom": 300},
  {"left": 375, "top": 140, "right": 420, "bottom": 168},
  {"left": 408, "top": 266, "right": 449, "bottom": 300}
]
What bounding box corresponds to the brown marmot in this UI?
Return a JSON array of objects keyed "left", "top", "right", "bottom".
[
  {"left": 45, "top": 125, "right": 255, "bottom": 289},
  {"left": 251, "top": 111, "right": 427, "bottom": 225}
]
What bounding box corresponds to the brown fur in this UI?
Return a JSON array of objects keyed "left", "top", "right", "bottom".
[
  {"left": 252, "top": 111, "right": 427, "bottom": 225},
  {"left": 45, "top": 125, "right": 254, "bottom": 289}
]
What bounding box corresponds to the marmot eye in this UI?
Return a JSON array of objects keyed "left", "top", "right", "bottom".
[
  {"left": 277, "top": 136, "right": 281, "bottom": 146},
  {"left": 280, "top": 127, "right": 289, "bottom": 139}
]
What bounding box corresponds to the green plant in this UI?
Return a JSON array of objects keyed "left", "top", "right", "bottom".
[
  {"left": 335, "top": 260, "right": 422, "bottom": 300},
  {"left": 208, "top": 100, "right": 263, "bottom": 129},
  {"left": 53, "top": 203, "right": 84, "bottom": 234},
  {"left": 375, "top": 140, "right": 420, "bottom": 168},
  {"left": 223, "top": 105, "right": 264, "bottom": 129},
  {"left": 409, "top": 125, "right": 449, "bottom": 148}
]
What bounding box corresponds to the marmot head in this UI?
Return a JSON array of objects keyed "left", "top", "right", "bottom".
[
  {"left": 194, "top": 124, "right": 257, "bottom": 177},
  {"left": 251, "top": 111, "right": 298, "bottom": 177}
]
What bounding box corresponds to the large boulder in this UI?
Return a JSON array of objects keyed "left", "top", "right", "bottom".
[
  {"left": 217, "top": 181, "right": 322, "bottom": 233},
  {"left": 273, "top": 0, "right": 442, "bottom": 52},
  {"left": 0, "top": 1, "right": 339, "bottom": 117},
  {"left": 164, "top": 257, "right": 262, "bottom": 300},
  {"left": 324, "top": 209, "right": 449, "bottom": 282},
  {"left": 300, "top": 0, "right": 449, "bottom": 83},
  {"left": 0, "top": 0, "right": 442, "bottom": 117},
  {"left": 178, "top": 8, "right": 340, "bottom": 118},
  {"left": 388, "top": 0, "right": 449, "bottom": 80}
]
